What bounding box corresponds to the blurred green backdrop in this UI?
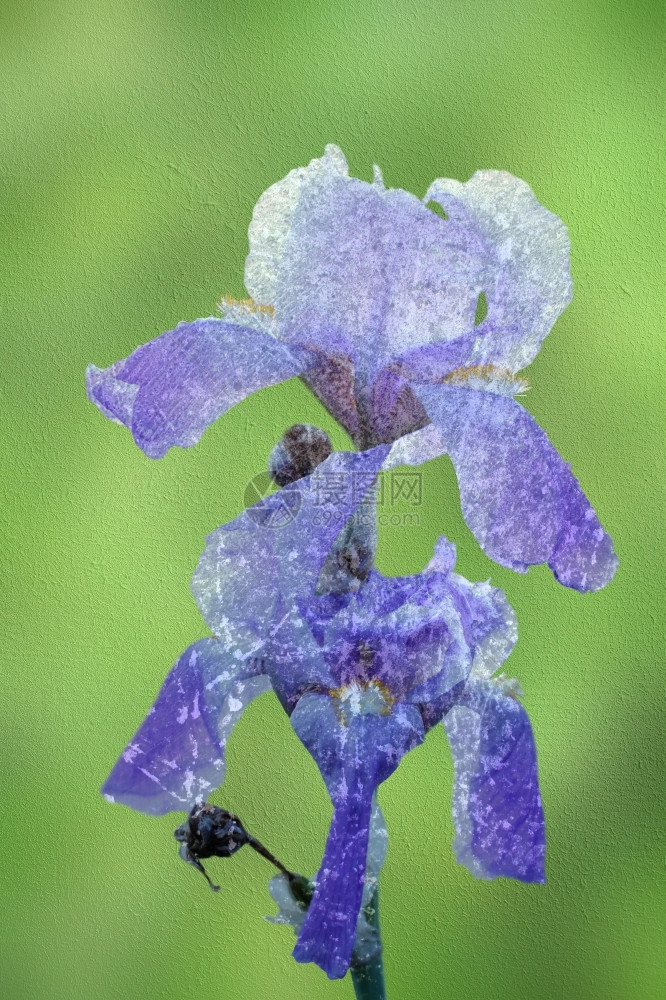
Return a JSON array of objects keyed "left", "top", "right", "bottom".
[{"left": 1, "top": 1, "right": 663, "bottom": 998}]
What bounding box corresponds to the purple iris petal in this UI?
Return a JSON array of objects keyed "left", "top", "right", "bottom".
[
  {"left": 102, "top": 639, "right": 271, "bottom": 815},
  {"left": 245, "top": 145, "right": 486, "bottom": 372},
  {"left": 355, "top": 567, "right": 439, "bottom": 615},
  {"left": 405, "top": 569, "right": 513, "bottom": 707},
  {"left": 263, "top": 596, "right": 333, "bottom": 711},
  {"left": 324, "top": 614, "right": 451, "bottom": 698},
  {"left": 264, "top": 560, "right": 468, "bottom": 711},
  {"left": 323, "top": 590, "right": 463, "bottom": 703},
  {"left": 191, "top": 446, "right": 390, "bottom": 642},
  {"left": 290, "top": 693, "right": 424, "bottom": 978},
  {"left": 382, "top": 421, "right": 448, "bottom": 471},
  {"left": 265, "top": 797, "right": 388, "bottom": 965},
  {"left": 418, "top": 564, "right": 517, "bottom": 732},
  {"left": 414, "top": 385, "right": 618, "bottom": 591},
  {"left": 449, "top": 575, "right": 517, "bottom": 663},
  {"left": 443, "top": 681, "right": 546, "bottom": 883},
  {"left": 389, "top": 334, "right": 477, "bottom": 384},
  {"left": 287, "top": 539, "right": 511, "bottom": 722},
  {"left": 291, "top": 567, "right": 433, "bottom": 650},
  {"left": 425, "top": 169, "right": 572, "bottom": 372},
  {"left": 86, "top": 318, "right": 305, "bottom": 458},
  {"left": 402, "top": 615, "right": 469, "bottom": 707}
]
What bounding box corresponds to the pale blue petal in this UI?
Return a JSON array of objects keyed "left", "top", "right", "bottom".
[
  {"left": 245, "top": 145, "right": 486, "bottom": 372},
  {"left": 426, "top": 170, "right": 572, "bottom": 371},
  {"left": 191, "top": 446, "right": 390, "bottom": 640},
  {"left": 414, "top": 385, "right": 618, "bottom": 591}
]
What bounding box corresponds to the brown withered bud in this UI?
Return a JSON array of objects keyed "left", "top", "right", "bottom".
[
  {"left": 174, "top": 801, "right": 298, "bottom": 893},
  {"left": 268, "top": 424, "right": 333, "bottom": 486},
  {"left": 174, "top": 803, "right": 249, "bottom": 891}
]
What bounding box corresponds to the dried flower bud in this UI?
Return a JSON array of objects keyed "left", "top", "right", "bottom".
[
  {"left": 268, "top": 424, "right": 333, "bottom": 486},
  {"left": 174, "top": 801, "right": 298, "bottom": 892},
  {"left": 174, "top": 802, "right": 249, "bottom": 891}
]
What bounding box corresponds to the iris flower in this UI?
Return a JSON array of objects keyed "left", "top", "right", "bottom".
[
  {"left": 102, "top": 448, "right": 545, "bottom": 979},
  {"left": 87, "top": 145, "right": 617, "bottom": 592}
]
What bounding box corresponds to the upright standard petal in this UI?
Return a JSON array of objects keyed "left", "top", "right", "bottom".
[
  {"left": 443, "top": 680, "right": 546, "bottom": 883},
  {"left": 289, "top": 693, "right": 423, "bottom": 978},
  {"left": 191, "top": 445, "right": 390, "bottom": 640},
  {"left": 426, "top": 170, "right": 572, "bottom": 372},
  {"left": 102, "top": 639, "right": 271, "bottom": 815},
  {"left": 414, "top": 385, "right": 618, "bottom": 591},
  {"left": 245, "top": 145, "right": 486, "bottom": 370},
  {"left": 408, "top": 550, "right": 516, "bottom": 721},
  {"left": 86, "top": 318, "right": 305, "bottom": 458}
]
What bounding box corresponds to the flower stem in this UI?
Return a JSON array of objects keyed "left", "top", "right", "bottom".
[
  {"left": 350, "top": 890, "right": 386, "bottom": 1000},
  {"left": 351, "top": 957, "right": 386, "bottom": 1000},
  {"left": 247, "top": 834, "right": 297, "bottom": 880}
]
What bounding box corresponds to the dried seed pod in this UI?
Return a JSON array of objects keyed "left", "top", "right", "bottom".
[
  {"left": 174, "top": 803, "right": 249, "bottom": 891},
  {"left": 174, "top": 801, "right": 298, "bottom": 892}
]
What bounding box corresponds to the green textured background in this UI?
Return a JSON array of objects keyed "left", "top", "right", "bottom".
[{"left": 1, "top": 1, "right": 664, "bottom": 998}]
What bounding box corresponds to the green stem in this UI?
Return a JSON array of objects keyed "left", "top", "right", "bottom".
[{"left": 350, "top": 890, "right": 386, "bottom": 1000}]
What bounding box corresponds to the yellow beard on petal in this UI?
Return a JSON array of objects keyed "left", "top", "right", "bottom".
[
  {"left": 329, "top": 678, "right": 395, "bottom": 726},
  {"left": 218, "top": 295, "right": 275, "bottom": 315},
  {"left": 441, "top": 364, "right": 529, "bottom": 395}
]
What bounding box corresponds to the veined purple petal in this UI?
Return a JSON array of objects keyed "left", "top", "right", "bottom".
[
  {"left": 389, "top": 334, "right": 477, "bottom": 384},
  {"left": 324, "top": 589, "right": 463, "bottom": 703},
  {"left": 290, "top": 694, "right": 423, "bottom": 978},
  {"left": 320, "top": 560, "right": 478, "bottom": 702},
  {"left": 411, "top": 567, "right": 516, "bottom": 716},
  {"left": 245, "top": 145, "right": 486, "bottom": 370},
  {"left": 382, "top": 422, "right": 447, "bottom": 470},
  {"left": 453, "top": 577, "right": 518, "bottom": 680},
  {"left": 355, "top": 567, "right": 443, "bottom": 617},
  {"left": 266, "top": 535, "right": 507, "bottom": 713},
  {"left": 86, "top": 318, "right": 305, "bottom": 458},
  {"left": 414, "top": 385, "right": 618, "bottom": 591},
  {"left": 426, "top": 170, "right": 572, "bottom": 372},
  {"left": 443, "top": 681, "right": 546, "bottom": 883},
  {"left": 295, "top": 776, "right": 374, "bottom": 980},
  {"left": 102, "top": 639, "right": 271, "bottom": 815},
  {"left": 263, "top": 597, "right": 333, "bottom": 711},
  {"left": 291, "top": 567, "right": 437, "bottom": 649},
  {"left": 265, "top": 798, "right": 388, "bottom": 966}
]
